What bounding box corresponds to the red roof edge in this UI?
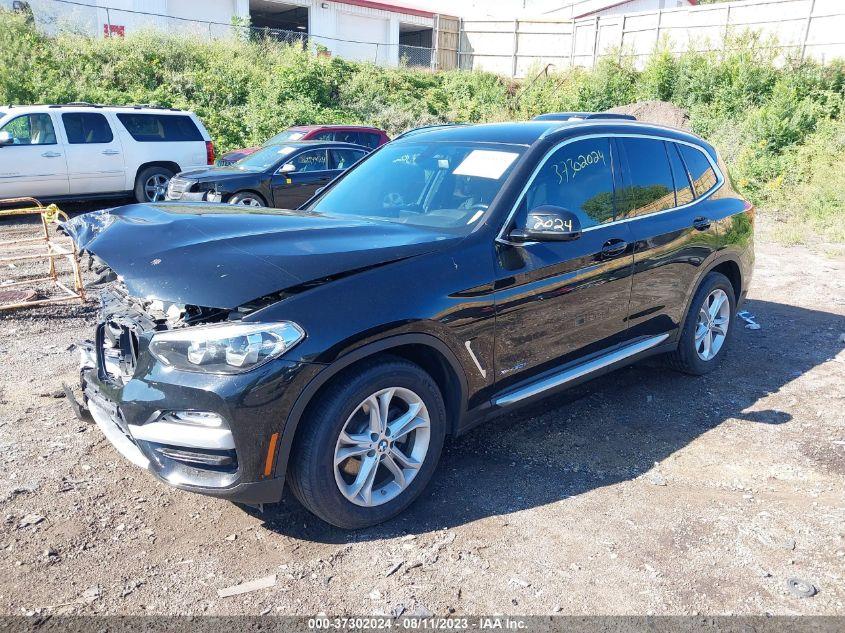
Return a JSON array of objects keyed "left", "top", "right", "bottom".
[{"left": 332, "top": 0, "right": 435, "bottom": 19}]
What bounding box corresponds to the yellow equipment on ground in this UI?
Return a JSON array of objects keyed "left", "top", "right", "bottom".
[{"left": 0, "top": 197, "right": 87, "bottom": 311}]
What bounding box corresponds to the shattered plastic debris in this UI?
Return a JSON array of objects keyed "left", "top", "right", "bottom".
[{"left": 737, "top": 310, "right": 761, "bottom": 330}]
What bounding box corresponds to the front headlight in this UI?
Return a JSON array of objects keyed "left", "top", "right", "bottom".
[{"left": 149, "top": 321, "right": 305, "bottom": 374}]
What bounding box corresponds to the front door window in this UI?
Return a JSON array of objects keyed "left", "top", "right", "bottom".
[{"left": 0, "top": 114, "right": 57, "bottom": 145}]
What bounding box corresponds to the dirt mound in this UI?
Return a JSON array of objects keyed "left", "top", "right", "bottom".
[{"left": 606, "top": 100, "right": 691, "bottom": 131}]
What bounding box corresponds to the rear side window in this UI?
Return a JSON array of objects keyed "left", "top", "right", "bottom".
[
  {"left": 116, "top": 113, "right": 203, "bottom": 142},
  {"left": 678, "top": 144, "right": 719, "bottom": 197},
  {"left": 334, "top": 131, "right": 362, "bottom": 144},
  {"left": 330, "top": 148, "right": 366, "bottom": 170},
  {"left": 615, "top": 138, "right": 676, "bottom": 219},
  {"left": 310, "top": 131, "right": 335, "bottom": 141},
  {"left": 357, "top": 132, "right": 382, "bottom": 148},
  {"left": 667, "top": 143, "right": 694, "bottom": 205},
  {"left": 521, "top": 137, "right": 616, "bottom": 228},
  {"left": 62, "top": 113, "right": 113, "bottom": 144}
]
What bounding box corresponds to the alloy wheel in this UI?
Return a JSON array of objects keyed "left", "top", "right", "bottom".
[
  {"left": 695, "top": 288, "right": 730, "bottom": 361},
  {"left": 333, "top": 387, "right": 431, "bottom": 507},
  {"left": 232, "top": 196, "right": 263, "bottom": 207},
  {"left": 144, "top": 174, "right": 170, "bottom": 202}
]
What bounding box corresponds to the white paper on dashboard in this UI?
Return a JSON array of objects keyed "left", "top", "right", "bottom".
[{"left": 453, "top": 150, "right": 519, "bottom": 180}]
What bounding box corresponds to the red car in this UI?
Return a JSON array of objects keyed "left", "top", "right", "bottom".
[{"left": 217, "top": 125, "right": 390, "bottom": 166}]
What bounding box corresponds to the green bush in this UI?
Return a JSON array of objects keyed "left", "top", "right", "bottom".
[{"left": 1, "top": 10, "right": 843, "bottom": 243}]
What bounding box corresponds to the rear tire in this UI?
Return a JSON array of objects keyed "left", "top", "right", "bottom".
[
  {"left": 666, "top": 271, "right": 736, "bottom": 375},
  {"left": 288, "top": 357, "right": 447, "bottom": 529},
  {"left": 134, "top": 166, "right": 174, "bottom": 203}
]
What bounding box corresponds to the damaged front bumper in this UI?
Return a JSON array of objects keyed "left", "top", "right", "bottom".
[
  {"left": 165, "top": 191, "right": 213, "bottom": 202},
  {"left": 73, "top": 328, "right": 322, "bottom": 506}
]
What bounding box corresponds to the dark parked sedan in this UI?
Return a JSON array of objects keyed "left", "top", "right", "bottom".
[
  {"left": 166, "top": 141, "right": 370, "bottom": 208},
  {"left": 216, "top": 125, "right": 390, "bottom": 166}
]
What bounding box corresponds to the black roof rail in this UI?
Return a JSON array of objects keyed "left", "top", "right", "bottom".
[
  {"left": 532, "top": 112, "right": 637, "bottom": 122},
  {"left": 48, "top": 102, "right": 101, "bottom": 108},
  {"left": 43, "top": 103, "right": 183, "bottom": 111}
]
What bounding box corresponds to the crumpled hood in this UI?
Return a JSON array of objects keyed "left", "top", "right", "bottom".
[
  {"left": 63, "top": 203, "right": 458, "bottom": 309},
  {"left": 177, "top": 166, "right": 253, "bottom": 181}
]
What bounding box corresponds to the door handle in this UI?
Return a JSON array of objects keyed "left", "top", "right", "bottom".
[
  {"left": 41, "top": 151, "right": 62, "bottom": 158},
  {"left": 101, "top": 149, "right": 120, "bottom": 156},
  {"left": 600, "top": 239, "right": 628, "bottom": 259},
  {"left": 693, "top": 216, "right": 712, "bottom": 231}
]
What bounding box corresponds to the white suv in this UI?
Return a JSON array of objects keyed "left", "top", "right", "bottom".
[{"left": 0, "top": 104, "right": 214, "bottom": 203}]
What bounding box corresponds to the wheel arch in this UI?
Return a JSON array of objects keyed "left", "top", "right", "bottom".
[
  {"left": 710, "top": 259, "right": 742, "bottom": 304},
  {"left": 273, "top": 333, "right": 468, "bottom": 479},
  {"left": 679, "top": 254, "right": 744, "bottom": 332},
  {"left": 135, "top": 161, "right": 181, "bottom": 182}
]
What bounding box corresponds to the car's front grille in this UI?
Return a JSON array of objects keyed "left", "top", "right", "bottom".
[{"left": 166, "top": 177, "right": 193, "bottom": 199}]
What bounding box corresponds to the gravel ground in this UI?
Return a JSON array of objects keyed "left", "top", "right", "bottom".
[{"left": 0, "top": 212, "right": 843, "bottom": 617}]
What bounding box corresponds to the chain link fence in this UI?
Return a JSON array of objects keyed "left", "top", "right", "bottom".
[{"left": 2, "top": 0, "right": 436, "bottom": 68}]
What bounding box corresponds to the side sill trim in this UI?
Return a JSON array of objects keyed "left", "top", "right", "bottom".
[{"left": 494, "top": 333, "right": 670, "bottom": 407}]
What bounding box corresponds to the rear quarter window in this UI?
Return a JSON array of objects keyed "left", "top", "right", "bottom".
[
  {"left": 667, "top": 142, "right": 695, "bottom": 205},
  {"left": 116, "top": 113, "right": 203, "bottom": 142},
  {"left": 678, "top": 143, "right": 719, "bottom": 197}
]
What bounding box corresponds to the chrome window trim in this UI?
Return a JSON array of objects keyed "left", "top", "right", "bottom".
[{"left": 495, "top": 132, "right": 724, "bottom": 246}]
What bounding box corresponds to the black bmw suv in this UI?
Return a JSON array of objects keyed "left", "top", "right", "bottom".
[{"left": 66, "top": 119, "right": 754, "bottom": 529}]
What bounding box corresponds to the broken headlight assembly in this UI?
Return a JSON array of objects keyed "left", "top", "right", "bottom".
[{"left": 148, "top": 321, "right": 305, "bottom": 374}]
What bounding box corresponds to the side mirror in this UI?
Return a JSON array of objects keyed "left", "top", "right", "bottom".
[
  {"left": 509, "top": 205, "right": 582, "bottom": 243},
  {"left": 279, "top": 163, "right": 296, "bottom": 174},
  {"left": 0, "top": 131, "right": 13, "bottom": 147}
]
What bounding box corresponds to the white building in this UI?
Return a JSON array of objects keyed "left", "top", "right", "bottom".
[
  {"left": 248, "top": 0, "right": 445, "bottom": 67},
  {"left": 5, "top": 0, "right": 459, "bottom": 68}
]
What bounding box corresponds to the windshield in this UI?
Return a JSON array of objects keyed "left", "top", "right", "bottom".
[
  {"left": 262, "top": 129, "right": 306, "bottom": 146},
  {"left": 308, "top": 142, "right": 524, "bottom": 230},
  {"left": 233, "top": 144, "right": 297, "bottom": 172}
]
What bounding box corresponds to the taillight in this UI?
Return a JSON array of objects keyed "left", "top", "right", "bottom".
[{"left": 206, "top": 141, "right": 215, "bottom": 165}]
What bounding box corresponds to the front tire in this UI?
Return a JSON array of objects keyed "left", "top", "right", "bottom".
[
  {"left": 288, "top": 358, "right": 447, "bottom": 529},
  {"left": 666, "top": 271, "right": 736, "bottom": 375},
  {"left": 135, "top": 166, "right": 174, "bottom": 203},
  {"left": 229, "top": 192, "right": 266, "bottom": 207}
]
